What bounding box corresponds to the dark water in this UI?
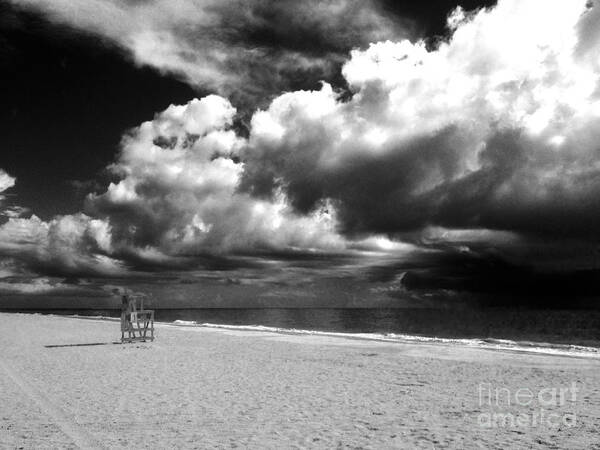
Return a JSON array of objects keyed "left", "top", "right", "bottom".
[{"left": 5, "top": 307, "right": 600, "bottom": 347}]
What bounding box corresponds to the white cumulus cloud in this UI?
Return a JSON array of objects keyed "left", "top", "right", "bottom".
[
  {"left": 85, "top": 95, "right": 348, "bottom": 263},
  {"left": 0, "top": 169, "right": 15, "bottom": 193},
  {"left": 8, "top": 0, "right": 409, "bottom": 105},
  {"left": 241, "top": 0, "right": 600, "bottom": 244}
]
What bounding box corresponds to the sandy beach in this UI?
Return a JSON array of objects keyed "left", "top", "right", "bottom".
[{"left": 0, "top": 313, "right": 599, "bottom": 449}]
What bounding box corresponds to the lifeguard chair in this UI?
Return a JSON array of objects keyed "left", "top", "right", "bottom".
[{"left": 120, "top": 293, "right": 154, "bottom": 343}]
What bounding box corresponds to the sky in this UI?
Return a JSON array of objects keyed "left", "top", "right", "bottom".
[{"left": 1, "top": 0, "right": 600, "bottom": 308}]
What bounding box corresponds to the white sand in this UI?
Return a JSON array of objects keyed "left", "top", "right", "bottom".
[{"left": 0, "top": 313, "right": 599, "bottom": 449}]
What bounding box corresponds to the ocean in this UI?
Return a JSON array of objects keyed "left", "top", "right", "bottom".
[{"left": 6, "top": 307, "right": 600, "bottom": 354}]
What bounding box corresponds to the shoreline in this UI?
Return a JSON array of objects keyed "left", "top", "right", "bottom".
[{"left": 6, "top": 311, "right": 600, "bottom": 360}]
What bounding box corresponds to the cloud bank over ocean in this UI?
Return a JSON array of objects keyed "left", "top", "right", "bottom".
[{"left": 2, "top": 0, "right": 600, "bottom": 302}]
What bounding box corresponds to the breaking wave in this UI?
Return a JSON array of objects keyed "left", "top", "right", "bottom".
[{"left": 170, "top": 320, "right": 600, "bottom": 359}]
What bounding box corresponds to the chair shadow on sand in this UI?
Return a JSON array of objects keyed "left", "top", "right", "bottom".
[{"left": 45, "top": 342, "right": 122, "bottom": 348}]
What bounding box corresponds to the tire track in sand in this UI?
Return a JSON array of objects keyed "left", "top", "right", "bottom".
[{"left": 0, "top": 359, "right": 105, "bottom": 450}]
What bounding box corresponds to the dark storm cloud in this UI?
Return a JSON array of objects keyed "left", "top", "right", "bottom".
[
  {"left": 242, "top": 126, "right": 493, "bottom": 234},
  {"left": 243, "top": 106, "right": 600, "bottom": 241},
  {"left": 366, "top": 248, "right": 600, "bottom": 307}
]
